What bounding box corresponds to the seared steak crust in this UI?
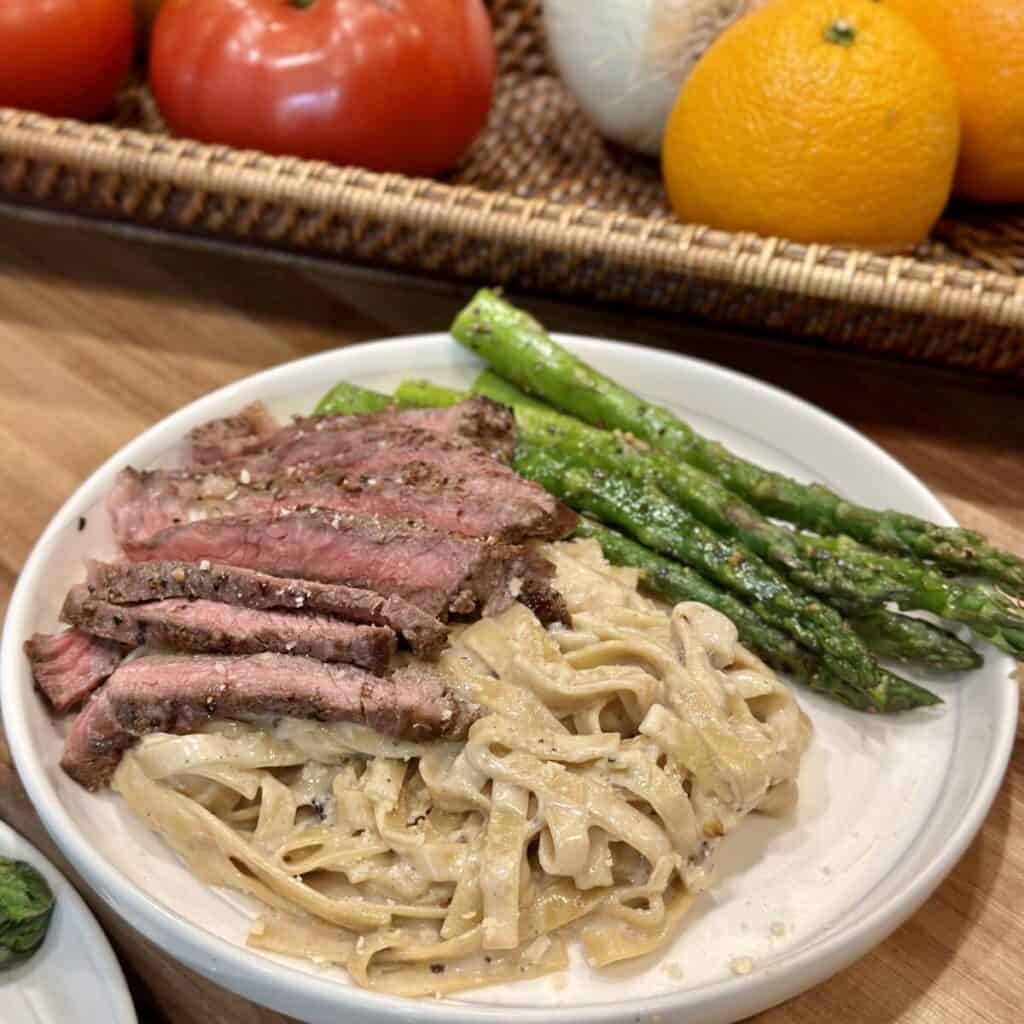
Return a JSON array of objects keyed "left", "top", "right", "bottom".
[
  {"left": 119, "top": 508, "right": 569, "bottom": 624},
  {"left": 109, "top": 459, "right": 577, "bottom": 546},
  {"left": 188, "top": 397, "right": 516, "bottom": 468},
  {"left": 86, "top": 560, "right": 447, "bottom": 658},
  {"left": 61, "top": 653, "right": 481, "bottom": 789},
  {"left": 188, "top": 402, "right": 280, "bottom": 468},
  {"left": 61, "top": 585, "right": 396, "bottom": 674}
]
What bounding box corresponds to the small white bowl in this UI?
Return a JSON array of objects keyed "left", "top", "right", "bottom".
[{"left": 0, "top": 820, "right": 136, "bottom": 1024}]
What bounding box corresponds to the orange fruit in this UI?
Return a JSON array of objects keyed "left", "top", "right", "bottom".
[
  {"left": 883, "top": 0, "right": 1024, "bottom": 202},
  {"left": 662, "top": 0, "right": 960, "bottom": 249}
]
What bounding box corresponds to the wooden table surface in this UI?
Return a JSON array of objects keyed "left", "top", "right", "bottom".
[{"left": 0, "top": 208, "right": 1021, "bottom": 1024}]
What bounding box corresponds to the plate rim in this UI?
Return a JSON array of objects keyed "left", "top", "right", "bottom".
[
  {"left": 2, "top": 332, "right": 1017, "bottom": 1024},
  {"left": 0, "top": 819, "right": 138, "bottom": 1024}
]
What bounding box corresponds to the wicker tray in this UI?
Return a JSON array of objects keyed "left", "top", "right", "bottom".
[{"left": 2, "top": 0, "right": 1024, "bottom": 376}]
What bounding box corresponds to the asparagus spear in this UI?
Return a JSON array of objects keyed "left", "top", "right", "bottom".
[
  {"left": 516, "top": 444, "right": 940, "bottom": 711},
  {"left": 505, "top": 394, "right": 1023, "bottom": 653},
  {"left": 451, "top": 290, "right": 1024, "bottom": 591},
  {"left": 395, "top": 379, "right": 469, "bottom": 407},
  {"left": 574, "top": 518, "right": 815, "bottom": 679},
  {"left": 573, "top": 518, "right": 874, "bottom": 709},
  {"left": 577, "top": 518, "right": 976, "bottom": 693},
  {"left": 399, "top": 376, "right": 1009, "bottom": 658},
  {"left": 473, "top": 370, "right": 552, "bottom": 412},
  {"left": 808, "top": 534, "right": 1024, "bottom": 655},
  {"left": 845, "top": 611, "right": 981, "bottom": 673},
  {"left": 315, "top": 381, "right": 394, "bottom": 416}
]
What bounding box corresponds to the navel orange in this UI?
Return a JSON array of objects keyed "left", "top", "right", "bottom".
[
  {"left": 662, "top": 0, "right": 960, "bottom": 249},
  {"left": 883, "top": 0, "right": 1024, "bottom": 202}
]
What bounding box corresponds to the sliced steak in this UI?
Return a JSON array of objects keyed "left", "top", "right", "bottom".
[
  {"left": 60, "top": 585, "right": 396, "bottom": 674},
  {"left": 24, "top": 628, "right": 126, "bottom": 713},
  {"left": 285, "top": 397, "right": 518, "bottom": 463},
  {"left": 189, "top": 397, "right": 516, "bottom": 468},
  {"left": 188, "top": 402, "right": 280, "bottom": 467},
  {"left": 181, "top": 424, "right": 529, "bottom": 499},
  {"left": 109, "top": 459, "right": 577, "bottom": 546},
  {"left": 61, "top": 653, "right": 480, "bottom": 789},
  {"left": 86, "top": 560, "right": 447, "bottom": 658},
  {"left": 121, "top": 508, "right": 568, "bottom": 624}
]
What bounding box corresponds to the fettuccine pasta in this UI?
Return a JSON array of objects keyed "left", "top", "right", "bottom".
[{"left": 113, "top": 538, "right": 811, "bottom": 995}]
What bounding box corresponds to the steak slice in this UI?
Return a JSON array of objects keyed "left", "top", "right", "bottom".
[
  {"left": 108, "top": 459, "right": 577, "bottom": 545},
  {"left": 189, "top": 397, "right": 516, "bottom": 468},
  {"left": 24, "top": 629, "right": 127, "bottom": 713},
  {"left": 60, "top": 585, "right": 396, "bottom": 674},
  {"left": 120, "top": 509, "right": 568, "bottom": 624},
  {"left": 184, "top": 425, "right": 528, "bottom": 496},
  {"left": 188, "top": 402, "right": 280, "bottom": 468},
  {"left": 61, "top": 653, "right": 480, "bottom": 789},
  {"left": 285, "top": 397, "right": 518, "bottom": 463},
  {"left": 86, "top": 560, "right": 447, "bottom": 658}
]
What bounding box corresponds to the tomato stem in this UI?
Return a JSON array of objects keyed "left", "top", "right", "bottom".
[{"left": 290, "top": 0, "right": 316, "bottom": 8}]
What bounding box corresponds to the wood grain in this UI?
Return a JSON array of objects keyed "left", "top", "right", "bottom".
[{"left": 0, "top": 210, "right": 1020, "bottom": 1024}]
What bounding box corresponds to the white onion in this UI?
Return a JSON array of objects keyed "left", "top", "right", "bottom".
[{"left": 543, "top": 0, "right": 763, "bottom": 156}]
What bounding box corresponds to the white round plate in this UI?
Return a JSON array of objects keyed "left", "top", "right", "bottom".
[
  {"left": 0, "top": 820, "right": 136, "bottom": 1024},
  {"left": 2, "top": 335, "right": 1017, "bottom": 1024}
]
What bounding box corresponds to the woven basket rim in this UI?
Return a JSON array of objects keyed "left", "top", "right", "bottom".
[{"left": 2, "top": 105, "right": 1023, "bottom": 331}]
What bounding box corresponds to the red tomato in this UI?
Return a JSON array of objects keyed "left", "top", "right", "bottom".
[
  {"left": 150, "top": 0, "right": 497, "bottom": 176},
  {"left": 137, "top": 0, "right": 164, "bottom": 38},
  {"left": 0, "top": 0, "right": 135, "bottom": 120}
]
